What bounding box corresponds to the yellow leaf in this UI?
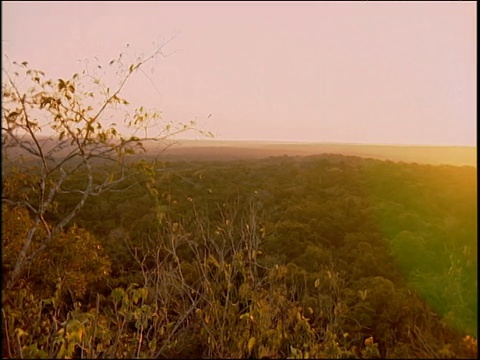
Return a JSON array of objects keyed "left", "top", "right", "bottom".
[
  {"left": 247, "top": 337, "right": 256, "bottom": 354},
  {"left": 15, "top": 328, "right": 28, "bottom": 338},
  {"left": 314, "top": 279, "right": 320, "bottom": 288}
]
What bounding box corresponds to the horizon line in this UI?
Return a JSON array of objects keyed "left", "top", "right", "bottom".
[{"left": 28, "top": 134, "right": 477, "bottom": 148}]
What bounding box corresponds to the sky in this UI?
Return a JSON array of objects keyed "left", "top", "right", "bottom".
[{"left": 2, "top": 1, "right": 477, "bottom": 146}]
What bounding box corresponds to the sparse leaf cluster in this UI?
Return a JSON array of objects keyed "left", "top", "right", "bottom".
[{"left": 2, "top": 44, "right": 199, "bottom": 289}]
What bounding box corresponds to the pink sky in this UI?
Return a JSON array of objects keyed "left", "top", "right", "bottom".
[{"left": 2, "top": 1, "right": 476, "bottom": 145}]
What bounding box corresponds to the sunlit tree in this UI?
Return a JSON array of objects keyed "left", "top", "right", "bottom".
[{"left": 2, "top": 40, "right": 201, "bottom": 289}]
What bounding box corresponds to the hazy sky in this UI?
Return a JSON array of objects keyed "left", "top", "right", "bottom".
[{"left": 2, "top": 1, "right": 477, "bottom": 145}]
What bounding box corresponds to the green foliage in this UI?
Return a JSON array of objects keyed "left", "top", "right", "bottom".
[{"left": 2, "top": 152, "right": 477, "bottom": 358}]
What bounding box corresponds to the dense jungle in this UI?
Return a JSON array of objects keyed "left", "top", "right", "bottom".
[{"left": 2, "top": 151, "right": 477, "bottom": 358}]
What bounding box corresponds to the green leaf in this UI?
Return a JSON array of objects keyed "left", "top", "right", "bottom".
[{"left": 111, "top": 288, "right": 126, "bottom": 304}]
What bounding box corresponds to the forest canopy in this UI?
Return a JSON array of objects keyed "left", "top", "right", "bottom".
[{"left": 2, "top": 150, "right": 477, "bottom": 358}]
